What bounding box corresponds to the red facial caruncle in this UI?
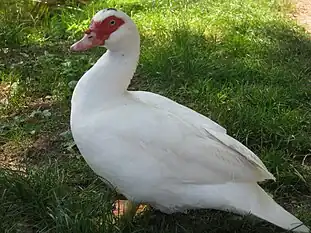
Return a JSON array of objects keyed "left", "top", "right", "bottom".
[
  {"left": 70, "top": 15, "right": 125, "bottom": 51},
  {"left": 88, "top": 16, "right": 125, "bottom": 42}
]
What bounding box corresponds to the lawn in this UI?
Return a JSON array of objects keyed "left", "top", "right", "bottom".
[{"left": 0, "top": 0, "right": 310, "bottom": 232}]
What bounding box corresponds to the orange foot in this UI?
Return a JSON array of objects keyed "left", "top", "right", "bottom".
[{"left": 112, "top": 200, "right": 148, "bottom": 217}]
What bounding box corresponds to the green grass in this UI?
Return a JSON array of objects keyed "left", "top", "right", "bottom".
[{"left": 0, "top": 0, "right": 311, "bottom": 232}]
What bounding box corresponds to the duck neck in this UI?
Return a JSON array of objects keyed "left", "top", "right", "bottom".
[{"left": 71, "top": 35, "right": 140, "bottom": 114}]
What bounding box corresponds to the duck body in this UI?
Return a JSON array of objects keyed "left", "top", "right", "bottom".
[
  {"left": 70, "top": 91, "right": 253, "bottom": 208},
  {"left": 71, "top": 88, "right": 307, "bottom": 230},
  {"left": 70, "top": 8, "right": 309, "bottom": 232}
]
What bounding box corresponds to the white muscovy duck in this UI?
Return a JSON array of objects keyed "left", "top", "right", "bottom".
[{"left": 69, "top": 8, "right": 309, "bottom": 232}]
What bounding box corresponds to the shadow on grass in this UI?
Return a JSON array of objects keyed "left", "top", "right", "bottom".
[{"left": 129, "top": 209, "right": 285, "bottom": 233}]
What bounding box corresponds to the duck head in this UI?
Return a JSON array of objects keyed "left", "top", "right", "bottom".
[{"left": 70, "top": 8, "right": 138, "bottom": 52}]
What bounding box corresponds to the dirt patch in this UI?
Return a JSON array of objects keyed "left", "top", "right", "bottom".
[
  {"left": 0, "top": 98, "right": 69, "bottom": 170},
  {"left": 291, "top": 0, "right": 311, "bottom": 33},
  {"left": 0, "top": 83, "right": 11, "bottom": 107},
  {"left": 0, "top": 139, "right": 31, "bottom": 171},
  {"left": 0, "top": 133, "right": 64, "bottom": 171}
]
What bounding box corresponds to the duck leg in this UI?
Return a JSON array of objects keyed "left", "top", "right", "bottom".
[{"left": 113, "top": 199, "right": 149, "bottom": 220}]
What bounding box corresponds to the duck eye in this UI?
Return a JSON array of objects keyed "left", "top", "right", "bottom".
[{"left": 109, "top": 20, "right": 116, "bottom": 25}]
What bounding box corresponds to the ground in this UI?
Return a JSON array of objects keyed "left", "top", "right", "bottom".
[
  {"left": 0, "top": 0, "right": 311, "bottom": 232},
  {"left": 292, "top": 0, "right": 311, "bottom": 32}
]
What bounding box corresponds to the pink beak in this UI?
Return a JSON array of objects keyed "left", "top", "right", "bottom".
[{"left": 70, "top": 34, "right": 97, "bottom": 51}]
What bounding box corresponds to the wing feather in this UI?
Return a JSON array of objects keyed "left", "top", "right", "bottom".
[{"left": 99, "top": 98, "right": 275, "bottom": 185}]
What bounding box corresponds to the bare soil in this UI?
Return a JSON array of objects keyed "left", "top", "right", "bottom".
[{"left": 291, "top": 0, "right": 311, "bottom": 33}]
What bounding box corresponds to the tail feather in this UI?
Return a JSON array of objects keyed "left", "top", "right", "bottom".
[
  {"left": 223, "top": 184, "right": 309, "bottom": 232},
  {"left": 167, "top": 183, "right": 309, "bottom": 232}
]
